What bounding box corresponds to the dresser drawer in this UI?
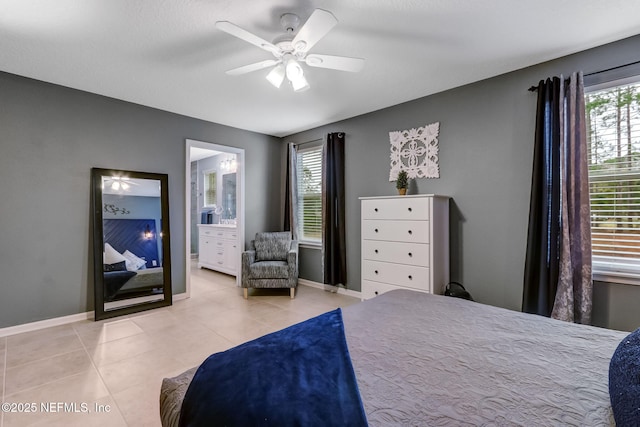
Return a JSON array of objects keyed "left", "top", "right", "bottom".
[
  {"left": 199, "top": 228, "right": 214, "bottom": 237},
  {"left": 362, "top": 280, "right": 423, "bottom": 300},
  {"left": 362, "top": 240, "right": 429, "bottom": 267},
  {"left": 362, "top": 197, "right": 429, "bottom": 220},
  {"left": 362, "top": 260, "right": 430, "bottom": 290},
  {"left": 362, "top": 220, "right": 429, "bottom": 243},
  {"left": 199, "top": 228, "right": 226, "bottom": 238}
]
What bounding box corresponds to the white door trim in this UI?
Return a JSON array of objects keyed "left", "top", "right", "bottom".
[{"left": 185, "top": 139, "right": 245, "bottom": 297}]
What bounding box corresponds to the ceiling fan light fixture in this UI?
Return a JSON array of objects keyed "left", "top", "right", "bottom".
[
  {"left": 291, "top": 74, "right": 310, "bottom": 92},
  {"left": 216, "top": 9, "right": 362, "bottom": 93},
  {"left": 266, "top": 64, "right": 285, "bottom": 88},
  {"left": 285, "top": 57, "right": 304, "bottom": 81}
]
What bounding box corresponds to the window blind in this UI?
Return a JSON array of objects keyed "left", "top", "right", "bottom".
[
  {"left": 296, "top": 146, "right": 323, "bottom": 242},
  {"left": 587, "top": 80, "right": 640, "bottom": 271}
]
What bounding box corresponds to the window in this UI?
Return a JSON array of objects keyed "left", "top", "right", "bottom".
[
  {"left": 203, "top": 170, "right": 217, "bottom": 207},
  {"left": 296, "top": 145, "right": 323, "bottom": 244},
  {"left": 586, "top": 77, "right": 640, "bottom": 282}
]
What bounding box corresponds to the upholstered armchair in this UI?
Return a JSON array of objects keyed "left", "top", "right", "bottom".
[{"left": 241, "top": 232, "right": 299, "bottom": 299}]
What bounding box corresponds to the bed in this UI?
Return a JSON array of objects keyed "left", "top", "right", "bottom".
[
  {"left": 104, "top": 267, "right": 164, "bottom": 301},
  {"left": 103, "top": 218, "right": 164, "bottom": 301},
  {"left": 160, "top": 289, "right": 629, "bottom": 426}
]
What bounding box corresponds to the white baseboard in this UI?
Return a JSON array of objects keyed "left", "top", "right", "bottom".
[
  {"left": 173, "top": 292, "right": 188, "bottom": 301},
  {"left": 0, "top": 292, "right": 189, "bottom": 338},
  {"left": 298, "top": 279, "right": 362, "bottom": 299},
  {"left": 0, "top": 311, "right": 94, "bottom": 338}
]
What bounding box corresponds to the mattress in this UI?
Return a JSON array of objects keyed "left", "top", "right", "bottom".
[{"left": 160, "top": 289, "right": 627, "bottom": 426}]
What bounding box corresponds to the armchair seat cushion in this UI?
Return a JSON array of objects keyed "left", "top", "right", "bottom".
[{"left": 249, "top": 261, "right": 289, "bottom": 279}]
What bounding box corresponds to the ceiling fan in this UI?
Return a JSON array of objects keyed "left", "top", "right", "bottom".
[
  {"left": 102, "top": 176, "right": 139, "bottom": 192},
  {"left": 215, "top": 9, "right": 364, "bottom": 92}
]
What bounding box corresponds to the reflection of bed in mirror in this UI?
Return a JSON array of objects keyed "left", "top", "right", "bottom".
[{"left": 103, "top": 218, "right": 164, "bottom": 303}]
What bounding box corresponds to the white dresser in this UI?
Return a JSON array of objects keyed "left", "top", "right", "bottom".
[
  {"left": 360, "top": 195, "right": 449, "bottom": 300},
  {"left": 197, "top": 224, "right": 238, "bottom": 276}
]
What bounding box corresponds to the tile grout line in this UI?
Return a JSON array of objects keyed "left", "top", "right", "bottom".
[
  {"left": 2, "top": 327, "right": 99, "bottom": 398},
  {"left": 72, "top": 321, "right": 130, "bottom": 426},
  {"left": 0, "top": 270, "right": 360, "bottom": 426},
  {"left": 3, "top": 336, "right": 88, "bottom": 373}
]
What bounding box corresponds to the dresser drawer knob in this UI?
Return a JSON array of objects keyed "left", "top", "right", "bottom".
[
  {"left": 374, "top": 208, "right": 378, "bottom": 212},
  {"left": 408, "top": 275, "right": 413, "bottom": 280},
  {"left": 408, "top": 207, "right": 412, "bottom": 212},
  {"left": 374, "top": 249, "right": 379, "bottom": 254},
  {"left": 374, "top": 270, "right": 379, "bottom": 274},
  {"left": 408, "top": 252, "right": 413, "bottom": 257},
  {"left": 374, "top": 291, "right": 379, "bottom": 295},
  {"left": 375, "top": 228, "right": 379, "bottom": 233},
  {"left": 408, "top": 230, "right": 412, "bottom": 235}
]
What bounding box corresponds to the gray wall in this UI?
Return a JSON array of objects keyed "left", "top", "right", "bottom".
[
  {"left": 3, "top": 35, "right": 640, "bottom": 331},
  {"left": 284, "top": 34, "right": 640, "bottom": 331},
  {"left": 0, "top": 71, "right": 281, "bottom": 328}
]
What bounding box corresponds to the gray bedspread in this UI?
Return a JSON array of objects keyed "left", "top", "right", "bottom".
[
  {"left": 160, "top": 289, "right": 627, "bottom": 426},
  {"left": 118, "top": 267, "right": 163, "bottom": 292}
]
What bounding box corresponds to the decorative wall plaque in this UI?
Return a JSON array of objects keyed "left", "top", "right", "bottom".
[{"left": 389, "top": 122, "right": 440, "bottom": 180}]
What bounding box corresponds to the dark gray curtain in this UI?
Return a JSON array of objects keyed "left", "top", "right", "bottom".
[
  {"left": 523, "top": 76, "right": 563, "bottom": 317},
  {"left": 322, "top": 132, "right": 346, "bottom": 286},
  {"left": 284, "top": 143, "right": 299, "bottom": 240},
  {"left": 523, "top": 72, "right": 592, "bottom": 323}
]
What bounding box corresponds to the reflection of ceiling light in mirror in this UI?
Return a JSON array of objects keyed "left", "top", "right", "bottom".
[{"left": 107, "top": 176, "right": 135, "bottom": 193}]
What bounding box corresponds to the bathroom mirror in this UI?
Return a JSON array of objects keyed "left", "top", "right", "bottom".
[{"left": 91, "top": 168, "right": 172, "bottom": 320}]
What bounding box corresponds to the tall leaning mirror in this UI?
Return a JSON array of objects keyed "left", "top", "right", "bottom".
[{"left": 92, "top": 168, "right": 172, "bottom": 320}]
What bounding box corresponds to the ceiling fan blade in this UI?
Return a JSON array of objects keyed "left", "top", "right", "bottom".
[
  {"left": 304, "top": 54, "right": 364, "bottom": 72},
  {"left": 215, "top": 21, "right": 280, "bottom": 54},
  {"left": 292, "top": 9, "right": 338, "bottom": 53},
  {"left": 226, "top": 59, "right": 280, "bottom": 76}
]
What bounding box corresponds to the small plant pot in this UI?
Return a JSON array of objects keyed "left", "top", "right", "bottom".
[{"left": 398, "top": 188, "right": 407, "bottom": 195}]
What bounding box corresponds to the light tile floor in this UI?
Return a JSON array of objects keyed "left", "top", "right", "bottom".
[{"left": 0, "top": 264, "right": 359, "bottom": 426}]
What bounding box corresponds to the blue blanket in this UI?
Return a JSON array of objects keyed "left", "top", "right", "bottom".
[{"left": 179, "top": 308, "right": 367, "bottom": 427}]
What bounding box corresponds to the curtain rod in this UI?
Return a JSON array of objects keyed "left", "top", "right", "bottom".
[
  {"left": 527, "top": 59, "right": 640, "bottom": 92},
  {"left": 290, "top": 138, "right": 323, "bottom": 148}
]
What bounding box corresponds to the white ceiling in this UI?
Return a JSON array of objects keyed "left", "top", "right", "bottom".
[
  {"left": 1, "top": 1, "right": 639, "bottom": 137},
  {"left": 190, "top": 146, "right": 222, "bottom": 162}
]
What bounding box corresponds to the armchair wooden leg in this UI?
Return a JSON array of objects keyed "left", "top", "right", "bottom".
[
  {"left": 243, "top": 288, "right": 248, "bottom": 299},
  {"left": 290, "top": 288, "right": 295, "bottom": 299}
]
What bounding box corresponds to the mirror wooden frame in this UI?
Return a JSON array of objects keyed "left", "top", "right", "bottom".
[{"left": 91, "top": 168, "right": 172, "bottom": 320}]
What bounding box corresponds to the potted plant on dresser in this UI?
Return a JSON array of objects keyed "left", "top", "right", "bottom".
[{"left": 396, "top": 170, "right": 409, "bottom": 195}]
